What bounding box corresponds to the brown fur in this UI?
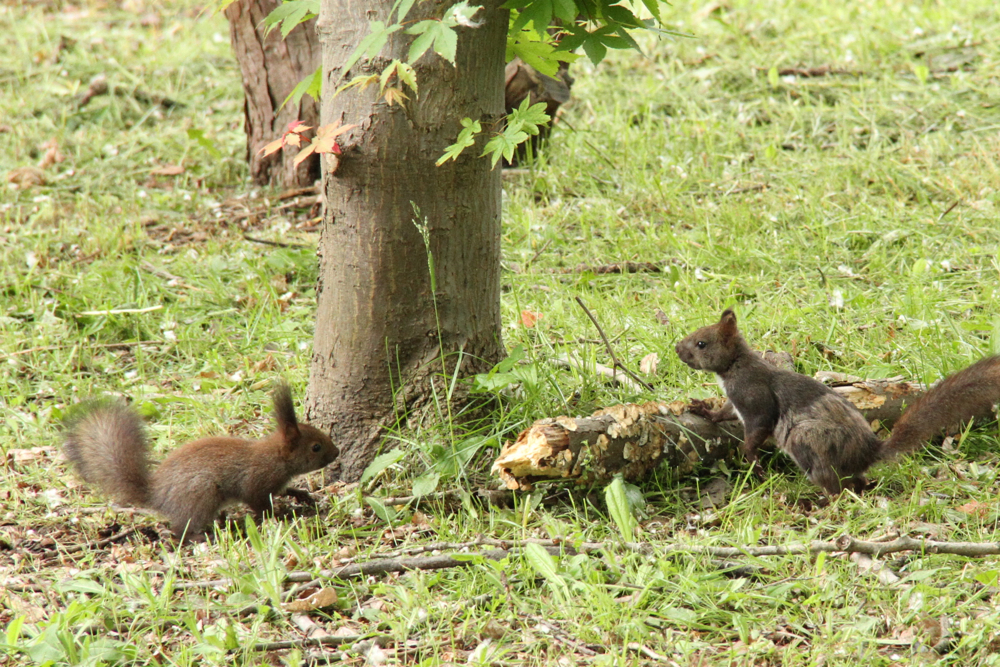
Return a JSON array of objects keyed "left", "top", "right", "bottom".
[
  {"left": 63, "top": 383, "right": 338, "bottom": 540},
  {"left": 676, "top": 309, "right": 1000, "bottom": 495}
]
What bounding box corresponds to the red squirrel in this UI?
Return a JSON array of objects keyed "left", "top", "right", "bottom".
[
  {"left": 675, "top": 309, "right": 1000, "bottom": 494},
  {"left": 63, "top": 383, "right": 338, "bottom": 541}
]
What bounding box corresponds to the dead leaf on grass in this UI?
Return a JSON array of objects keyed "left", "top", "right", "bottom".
[
  {"left": 520, "top": 310, "right": 542, "bottom": 328},
  {"left": 366, "top": 643, "right": 390, "bottom": 665},
  {"left": 5, "top": 594, "right": 47, "bottom": 623},
  {"left": 150, "top": 164, "right": 184, "bottom": 176},
  {"left": 466, "top": 640, "right": 496, "bottom": 665},
  {"left": 480, "top": 619, "right": 507, "bottom": 640},
  {"left": 332, "top": 544, "right": 357, "bottom": 560},
  {"left": 252, "top": 354, "right": 277, "bottom": 373},
  {"left": 139, "top": 11, "right": 162, "bottom": 28},
  {"left": 6, "top": 166, "right": 46, "bottom": 188},
  {"left": 283, "top": 587, "right": 338, "bottom": 612},
  {"left": 38, "top": 139, "right": 65, "bottom": 169},
  {"left": 850, "top": 552, "right": 900, "bottom": 585},
  {"left": 141, "top": 178, "right": 173, "bottom": 190},
  {"left": 956, "top": 500, "right": 990, "bottom": 519},
  {"left": 8, "top": 446, "right": 58, "bottom": 463},
  {"left": 639, "top": 352, "right": 659, "bottom": 375}
]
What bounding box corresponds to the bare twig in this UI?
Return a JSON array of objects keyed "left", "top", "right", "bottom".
[
  {"left": 43, "top": 528, "right": 138, "bottom": 557},
  {"left": 573, "top": 296, "right": 654, "bottom": 392},
  {"left": 76, "top": 305, "right": 163, "bottom": 317},
  {"left": 778, "top": 66, "right": 857, "bottom": 77},
  {"left": 617, "top": 535, "right": 1000, "bottom": 559},
  {"left": 363, "top": 536, "right": 505, "bottom": 561},
  {"left": 242, "top": 233, "right": 310, "bottom": 249},
  {"left": 528, "top": 615, "right": 598, "bottom": 656},
  {"left": 722, "top": 182, "right": 767, "bottom": 196},
  {"left": 278, "top": 185, "right": 319, "bottom": 200},
  {"left": 74, "top": 73, "right": 182, "bottom": 110},
  {"left": 322, "top": 545, "right": 567, "bottom": 579},
  {"left": 74, "top": 74, "right": 109, "bottom": 108},
  {"left": 552, "top": 353, "right": 647, "bottom": 393},
  {"left": 173, "top": 545, "right": 568, "bottom": 592},
  {"left": 528, "top": 237, "right": 553, "bottom": 266},
  {"left": 128, "top": 87, "right": 183, "bottom": 109},
  {"left": 349, "top": 535, "right": 1000, "bottom": 560},
  {"left": 274, "top": 197, "right": 320, "bottom": 213},
  {"left": 552, "top": 261, "right": 663, "bottom": 275},
  {"left": 301, "top": 639, "right": 391, "bottom": 665},
  {"left": 557, "top": 117, "right": 618, "bottom": 169},
  {"left": 29, "top": 283, "right": 67, "bottom": 295},
  {"left": 626, "top": 643, "right": 674, "bottom": 663},
  {"left": 160, "top": 534, "right": 1000, "bottom": 599},
  {"left": 937, "top": 200, "right": 960, "bottom": 223},
  {"left": 754, "top": 65, "right": 859, "bottom": 78},
  {"left": 1, "top": 583, "right": 48, "bottom": 592},
  {"left": 377, "top": 488, "right": 513, "bottom": 508},
  {"left": 247, "top": 634, "right": 390, "bottom": 652},
  {"left": 1, "top": 340, "right": 163, "bottom": 361},
  {"left": 139, "top": 262, "right": 208, "bottom": 292},
  {"left": 173, "top": 578, "right": 233, "bottom": 590}
]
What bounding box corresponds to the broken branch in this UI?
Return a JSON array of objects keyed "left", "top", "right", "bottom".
[
  {"left": 552, "top": 353, "right": 647, "bottom": 393},
  {"left": 491, "top": 371, "right": 985, "bottom": 490},
  {"left": 574, "top": 296, "right": 654, "bottom": 392},
  {"left": 553, "top": 261, "right": 664, "bottom": 275}
]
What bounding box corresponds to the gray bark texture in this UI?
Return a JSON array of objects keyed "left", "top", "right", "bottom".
[
  {"left": 225, "top": 0, "right": 321, "bottom": 187},
  {"left": 309, "top": 0, "right": 508, "bottom": 480}
]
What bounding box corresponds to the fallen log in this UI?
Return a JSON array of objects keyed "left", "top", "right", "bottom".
[{"left": 491, "top": 373, "right": 987, "bottom": 490}]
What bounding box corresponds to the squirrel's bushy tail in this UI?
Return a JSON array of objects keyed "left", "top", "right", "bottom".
[
  {"left": 63, "top": 401, "right": 151, "bottom": 507},
  {"left": 882, "top": 355, "right": 1000, "bottom": 457}
]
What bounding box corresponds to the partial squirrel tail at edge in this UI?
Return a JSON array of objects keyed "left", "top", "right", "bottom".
[
  {"left": 881, "top": 355, "right": 1000, "bottom": 458},
  {"left": 63, "top": 400, "right": 152, "bottom": 507}
]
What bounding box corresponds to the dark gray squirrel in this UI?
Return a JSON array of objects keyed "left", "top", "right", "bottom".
[
  {"left": 675, "top": 309, "right": 1000, "bottom": 494},
  {"left": 63, "top": 383, "right": 338, "bottom": 541}
]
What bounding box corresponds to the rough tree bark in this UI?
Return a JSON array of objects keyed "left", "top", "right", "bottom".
[
  {"left": 492, "top": 373, "right": 995, "bottom": 490},
  {"left": 309, "top": 1, "right": 508, "bottom": 480},
  {"left": 225, "top": 0, "right": 321, "bottom": 187}
]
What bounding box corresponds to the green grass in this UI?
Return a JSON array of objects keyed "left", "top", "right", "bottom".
[{"left": 3, "top": 0, "right": 1000, "bottom": 664}]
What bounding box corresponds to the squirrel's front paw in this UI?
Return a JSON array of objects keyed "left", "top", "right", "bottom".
[
  {"left": 687, "top": 398, "right": 720, "bottom": 421},
  {"left": 282, "top": 488, "right": 318, "bottom": 505}
]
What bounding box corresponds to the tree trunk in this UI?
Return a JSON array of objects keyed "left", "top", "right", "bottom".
[
  {"left": 309, "top": 0, "right": 508, "bottom": 480},
  {"left": 225, "top": 0, "right": 321, "bottom": 188}
]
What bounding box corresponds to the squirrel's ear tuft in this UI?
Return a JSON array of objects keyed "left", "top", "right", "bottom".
[
  {"left": 272, "top": 382, "right": 301, "bottom": 442},
  {"left": 718, "top": 309, "right": 738, "bottom": 338}
]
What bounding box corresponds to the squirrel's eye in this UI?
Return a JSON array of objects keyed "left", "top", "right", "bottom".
[
  {"left": 696, "top": 340, "right": 707, "bottom": 349},
  {"left": 312, "top": 443, "right": 322, "bottom": 453}
]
